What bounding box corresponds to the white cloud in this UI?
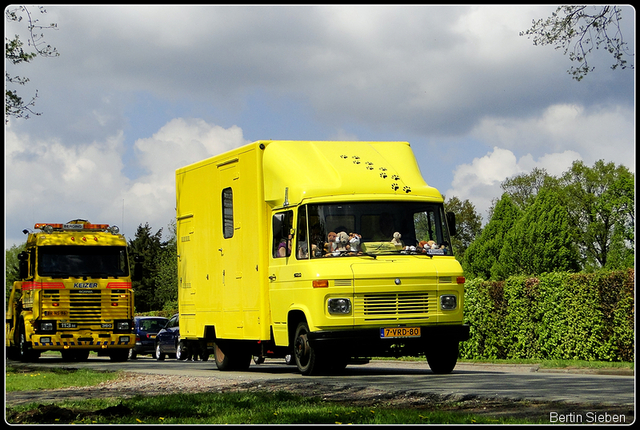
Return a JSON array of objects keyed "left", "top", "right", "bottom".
[
  {"left": 471, "top": 103, "right": 635, "bottom": 172},
  {"left": 445, "top": 101, "right": 637, "bottom": 222},
  {"left": 125, "top": 118, "right": 250, "bottom": 227},
  {"left": 5, "top": 119, "right": 249, "bottom": 246},
  {"left": 446, "top": 147, "right": 582, "bottom": 222}
]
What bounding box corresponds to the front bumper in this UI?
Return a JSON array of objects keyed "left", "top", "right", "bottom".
[
  {"left": 30, "top": 333, "right": 134, "bottom": 350},
  {"left": 308, "top": 324, "right": 470, "bottom": 357}
]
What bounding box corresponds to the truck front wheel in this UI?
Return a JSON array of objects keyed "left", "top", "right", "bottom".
[
  {"left": 17, "top": 323, "right": 39, "bottom": 362},
  {"left": 293, "top": 322, "right": 327, "bottom": 376},
  {"left": 425, "top": 342, "right": 459, "bottom": 374}
]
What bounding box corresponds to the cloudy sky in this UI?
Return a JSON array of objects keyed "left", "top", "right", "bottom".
[{"left": 5, "top": 5, "right": 635, "bottom": 247}]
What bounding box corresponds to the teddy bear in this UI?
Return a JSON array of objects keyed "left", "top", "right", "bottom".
[
  {"left": 418, "top": 240, "right": 429, "bottom": 254},
  {"left": 324, "top": 231, "right": 337, "bottom": 256},
  {"left": 348, "top": 233, "right": 362, "bottom": 255},
  {"left": 335, "top": 231, "right": 349, "bottom": 254},
  {"left": 391, "top": 232, "right": 403, "bottom": 247}
]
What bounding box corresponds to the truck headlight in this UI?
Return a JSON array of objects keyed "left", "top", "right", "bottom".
[
  {"left": 114, "top": 320, "right": 132, "bottom": 332},
  {"left": 328, "top": 298, "right": 351, "bottom": 315},
  {"left": 440, "top": 294, "right": 457, "bottom": 310},
  {"left": 38, "top": 321, "right": 56, "bottom": 333}
]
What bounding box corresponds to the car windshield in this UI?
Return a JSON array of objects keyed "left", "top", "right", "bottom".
[
  {"left": 139, "top": 319, "right": 167, "bottom": 332},
  {"left": 38, "top": 245, "right": 129, "bottom": 278},
  {"left": 292, "top": 201, "right": 454, "bottom": 259}
]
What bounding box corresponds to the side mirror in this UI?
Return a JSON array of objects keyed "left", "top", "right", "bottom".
[
  {"left": 18, "top": 251, "right": 29, "bottom": 280},
  {"left": 446, "top": 212, "right": 457, "bottom": 237}
]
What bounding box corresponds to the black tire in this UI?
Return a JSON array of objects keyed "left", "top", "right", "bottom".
[
  {"left": 109, "top": 349, "right": 129, "bottom": 362},
  {"left": 176, "top": 341, "right": 187, "bottom": 361},
  {"left": 213, "top": 343, "right": 251, "bottom": 371},
  {"left": 293, "top": 322, "right": 327, "bottom": 376},
  {"left": 18, "top": 322, "right": 39, "bottom": 362},
  {"left": 156, "top": 342, "right": 165, "bottom": 361},
  {"left": 426, "top": 342, "right": 459, "bottom": 374}
]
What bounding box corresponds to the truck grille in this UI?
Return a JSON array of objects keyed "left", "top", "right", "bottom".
[
  {"left": 69, "top": 290, "right": 102, "bottom": 323},
  {"left": 357, "top": 293, "right": 431, "bottom": 321}
]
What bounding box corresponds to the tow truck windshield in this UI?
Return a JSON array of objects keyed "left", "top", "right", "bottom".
[{"left": 38, "top": 246, "right": 129, "bottom": 278}]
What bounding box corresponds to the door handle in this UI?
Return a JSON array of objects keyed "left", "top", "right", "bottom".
[{"left": 269, "top": 275, "right": 276, "bottom": 281}]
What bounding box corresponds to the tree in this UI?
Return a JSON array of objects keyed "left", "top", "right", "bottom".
[
  {"left": 463, "top": 194, "right": 522, "bottom": 280},
  {"left": 5, "top": 243, "right": 26, "bottom": 301},
  {"left": 520, "top": 5, "right": 634, "bottom": 81},
  {"left": 153, "top": 220, "right": 178, "bottom": 311},
  {"left": 559, "top": 160, "right": 634, "bottom": 271},
  {"left": 128, "top": 223, "right": 164, "bottom": 312},
  {"left": 499, "top": 167, "right": 557, "bottom": 210},
  {"left": 492, "top": 188, "right": 580, "bottom": 280},
  {"left": 444, "top": 196, "right": 482, "bottom": 266},
  {"left": 5, "top": 5, "right": 59, "bottom": 122}
]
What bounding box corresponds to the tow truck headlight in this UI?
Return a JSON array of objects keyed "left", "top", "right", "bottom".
[
  {"left": 440, "top": 294, "right": 457, "bottom": 310},
  {"left": 114, "top": 320, "right": 132, "bottom": 332},
  {"left": 328, "top": 298, "right": 351, "bottom": 315},
  {"left": 38, "top": 321, "right": 56, "bottom": 333}
]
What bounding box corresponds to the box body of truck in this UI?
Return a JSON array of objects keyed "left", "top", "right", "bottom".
[
  {"left": 6, "top": 220, "right": 136, "bottom": 362},
  {"left": 176, "top": 140, "right": 469, "bottom": 374}
]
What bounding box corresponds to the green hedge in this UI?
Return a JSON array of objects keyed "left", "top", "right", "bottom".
[{"left": 459, "top": 269, "right": 634, "bottom": 362}]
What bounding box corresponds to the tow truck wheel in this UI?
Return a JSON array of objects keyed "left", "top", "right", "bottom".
[
  {"left": 17, "top": 323, "right": 39, "bottom": 362},
  {"left": 109, "top": 349, "right": 129, "bottom": 362},
  {"left": 293, "top": 322, "right": 326, "bottom": 376}
]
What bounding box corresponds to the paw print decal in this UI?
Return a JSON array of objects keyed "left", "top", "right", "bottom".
[
  {"left": 380, "top": 172, "right": 388, "bottom": 179},
  {"left": 340, "top": 154, "right": 348, "bottom": 159},
  {"left": 391, "top": 183, "right": 399, "bottom": 191},
  {"left": 352, "top": 156, "right": 361, "bottom": 164},
  {"left": 403, "top": 186, "right": 412, "bottom": 193},
  {"left": 392, "top": 175, "right": 400, "bottom": 181},
  {"left": 365, "top": 161, "right": 374, "bottom": 170}
]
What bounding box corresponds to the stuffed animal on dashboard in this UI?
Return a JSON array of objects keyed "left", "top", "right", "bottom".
[
  {"left": 335, "top": 231, "right": 349, "bottom": 254},
  {"left": 348, "top": 233, "right": 362, "bottom": 255},
  {"left": 324, "top": 231, "right": 337, "bottom": 256},
  {"left": 391, "top": 232, "right": 403, "bottom": 247}
]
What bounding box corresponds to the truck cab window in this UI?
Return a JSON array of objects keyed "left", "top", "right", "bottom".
[{"left": 272, "top": 211, "right": 293, "bottom": 258}]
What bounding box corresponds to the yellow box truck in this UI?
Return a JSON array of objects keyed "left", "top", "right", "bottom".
[{"left": 176, "top": 140, "right": 469, "bottom": 375}]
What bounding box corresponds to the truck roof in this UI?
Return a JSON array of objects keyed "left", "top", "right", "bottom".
[{"left": 177, "top": 140, "right": 443, "bottom": 208}]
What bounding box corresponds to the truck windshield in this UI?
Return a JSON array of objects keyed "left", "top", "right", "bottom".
[
  {"left": 299, "top": 202, "right": 454, "bottom": 258},
  {"left": 38, "top": 246, "right": 129, "bottom": 278}
]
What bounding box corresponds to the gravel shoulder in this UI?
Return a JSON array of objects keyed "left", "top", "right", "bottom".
[{"left": 5, "top": 371, "right": 635, "bottom": 424}]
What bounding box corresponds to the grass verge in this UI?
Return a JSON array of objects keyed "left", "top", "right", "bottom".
[{"left": 5, "top": 391, "right": 540, "bottom": 424}]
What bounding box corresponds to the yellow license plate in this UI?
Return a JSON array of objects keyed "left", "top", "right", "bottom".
[{"left": 380, "top": 327, "right": 421, "bottom": 338}]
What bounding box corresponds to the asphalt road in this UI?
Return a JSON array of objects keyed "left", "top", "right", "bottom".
[{"left": 8, "top": 355, "right": 635, "bottom": 407}]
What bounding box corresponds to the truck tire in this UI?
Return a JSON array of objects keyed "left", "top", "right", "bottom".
[
  {"left": 293, "top": 322, "right": 327, "bottom": 376},
  {"left": 109, "top": 349, "right": 129, "bottom": 362},
  {"left": 425, "top": 342, "right": 459, "bottom": 374},
  {"left": 17, "top": 322, "right": 39, "bottom": 362},
  {"left": 213, "top": 343, "right": 251, "bottom": 371}
]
